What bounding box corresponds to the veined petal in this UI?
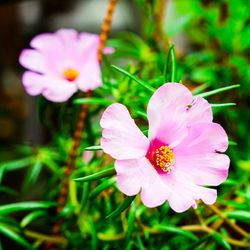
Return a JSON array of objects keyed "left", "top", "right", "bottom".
[
  {"left": 115, "top": 157, "right": 170, "bottom": 207},
  {"left": 115, "top": 158, "right": 145, "bottom": 196},
  {"left": 147, "top": 83, "right": 193, "bottom": 146},
  {"left": 140, "top": 158, "right": 170, "bottom": 207},
  {"left": 186, "top": 96, "right": 213, "bottom": 125},
  {"left": 101, "top": 104, "right": 149, "bottom": 160},
  {"left": 175, "top": 153, "right": 230, "bottom": 186},
  {"left": 174, "top": 122, "right": 228, "bottom": 154},
  {"left": 161, "top": 171, "right": 217, "bottom": 212}
]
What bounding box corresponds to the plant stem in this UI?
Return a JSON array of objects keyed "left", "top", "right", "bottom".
[
  {"left": 46, "top": 1, "right": 117, "bottom": 249},
  {"left": 209, "top": 204, "right": 249, "bottom": 238}
]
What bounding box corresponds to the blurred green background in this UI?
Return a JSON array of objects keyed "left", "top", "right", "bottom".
[{"left": 0, "top": 0, "right": 249, "bottom": 249}]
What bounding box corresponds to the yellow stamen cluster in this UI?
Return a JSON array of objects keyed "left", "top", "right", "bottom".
[
  {"left": 155, "top": 146, "right": 174, "bottom": 173},
  {"left": 64, "top": 69, "right": 79, "bottom": 82}
]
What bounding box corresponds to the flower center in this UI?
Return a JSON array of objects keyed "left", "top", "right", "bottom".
[
  {"left": 64, "top": 69, "right": 79, "bottom": 81},
  {"left": 146, "top": 143, "right": 175, "bottom": 173}
]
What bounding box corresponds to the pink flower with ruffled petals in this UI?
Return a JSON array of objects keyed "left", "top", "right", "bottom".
[
  {"left": 100, "top": 83, "right": 229, "bottom": 213},
  {"left": 19, "top": 29, "right": 109, "bottom": 102}
]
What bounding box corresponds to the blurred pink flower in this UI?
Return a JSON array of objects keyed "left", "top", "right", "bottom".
[
  {"left": 100, "top": 83, "right": 229, "bottom": 213},
  {"left": 19, "top": 29, "right": 109, "bottom": 102}
]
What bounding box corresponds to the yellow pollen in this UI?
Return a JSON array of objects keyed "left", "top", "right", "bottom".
[
  {"left": 64, "top": 69, "right": 79, "bottom": 81},
  {"left": 155, "top": 146, "right": 174, "bottom": 173}
]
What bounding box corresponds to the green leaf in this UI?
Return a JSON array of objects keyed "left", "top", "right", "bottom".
[
  {"left": 74, "top": 167, "right": 115, "bottom": 183},
  {"left": 226, "top": 210, "right": 250, "bottom": 223},
  {"left": 0, "top": 186, "right": 18, "bottom": 196},
  {"left": 211, "top": 103, "right": 236, "bottom": 108},
  {"left": 136, "top": 233, "right": 145, "bottom": 250},
  {"left": 228, "top": 140, "right": 238, "bottom": 146},
  {"left": 73, "top": 98, "right": 113, "bottom": 106},
  {"left": 212, "top": 232, "right": 231, "bottom": 250},
  {"left": 0, "top": 166, "right": 5, "bottom": 184},
  {"left": 89, "top": 217, "right": 98, "bottom": 250},
  {"left": 191, "top": 83, "right": 209, "bottom": 95},
  {"left": 0, "top": 223, "right": 34, "bottom": 249},
  {"left": 22, "top": 159, "right": 42, "bottom": 193},
  {"left": 111, "top": 65, "right": 155, "bottom": 92},
  {"left": 106, "top": 195, "right": 136, "bottom": 219},
  {"left": 0, "top": 202, "right": 55, "bottom": 215},
  {"left": 21, "top": 210, "right": 47, "bottom": 228},
  {"left": 0, "top": 157, "right": 34, "bottom": 172},
  {"left": 197, "top": 84, "right": 240, "bottom": 98},
  {"left": 164, "top": 44, "right": 175, "bottom": 82},
  {"left": 125, "top": 205, "right": 136, "bottom": 243},
  {"left": 184, "top": 235, "right": 212, "bottom": 250},
  {"left": 80, "top": 182, "right": 91, "bottom": 212},
  {"left": 84, "top": 145, "right": 102, "bottom": 151},
  {"left": 156, "top": 225, "right": 198, "bottom": 241},
  {"left": 134, "top": 110, "right": 147, "bottom": 119},
  {"left": 90, "top": 178, "right": 116, "bottom": 200},
  {"left": 170, "top": 45, "right": 177, "bottom": 82}
]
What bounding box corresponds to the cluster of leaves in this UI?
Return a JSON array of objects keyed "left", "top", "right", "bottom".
[{"left": 0, "top": 0, "right": 249, "bottom": 249}]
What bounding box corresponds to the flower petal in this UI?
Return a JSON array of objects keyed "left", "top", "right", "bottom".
[
  {"left": 115, "top": 157, "right": 170, "bottom": 207},
  {"left": 174, "top": 122, "right": 228, "bottom": 154},
  {"left": 56, "top": 29, "right": 78, "bottom": 47},
  {"left": 30, "top": 33, "right": 62, "bottom": 52},
  {"left": 175, "top": 153, "right": 230, "bottom": 186},
  {"left": 101, "top": 104, "right": 149, "bottom": 160},
  {"left": 76, "top": 59, "right": 102, "bottom": 91},
  {"left": 140, "top": 165, "right": 170, "bottom": 207},
  {"left": 19, "top": 49, "right": 46, "bottom": 73},
  {"left": 186, "top": 96, "right": 213, "bottom": 125},
  {"left": 79, "top": 33, "right": 99, "bottom": 53},
  {"left": 147, "top": 83, "right": 193, "bottom": 146},
  {"left": 115, "top": 158, "right": 144, "bottom": 196},
  {"left": 161, "top": 171, "right": 217, "bottom": 212},
  {"left": 22, "top": 71, "right": 44, "bottom": 96},
  {"left": 42, "top": 76, "right": 77, "bottom": 102}
]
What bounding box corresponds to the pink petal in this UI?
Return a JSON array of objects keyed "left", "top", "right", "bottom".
[
  {"left": 101, "top": 104, "right": 150, "bottom": 160},
  {"left": 161, "top": 171, "right": 217, "bottom": 212},
  {"left": 42, "top": 76, "right": 77, "bottom": 102},
  {"left": 186, "top": 96, "right": 213, "bottom": 125},
  {"left": 174, "top": 122, "right": 228, "bottom": 154},
  {"left": 175, "top": 153, "right": 230, "bottom": 186},
  {"left": 140, "top": 166, "right": 170, "bottom": 207},
  {"left": 19, "top": 49, "right": 46, "bottom": 73},
  {"left": 22, "top": 71, "right": 44, "bottom": 95},
  {"left": 115, "top": 158, "right": 144, "bottom": 196},
  {"left": 30, "top": 33, "right": 61, "bottom": 52},
  {"left": 79, "top": 33, "right": 113, "bottom": 55},
  {"left": 103, "top": 47, "right": 115, "bottom": 54},
  {"left": 115, "top": 157, "right": 170, "bottom": 207},
  {"left": 147, "top": 83, "right": 193, "bottom": 146},
  {"left": 76, "top": 59, "right": 102, "bottom": 91},
  {"left": 56, "top": 29, "right": 78, "bottom": 46},
  {"left": 79, "top": 33, "right": 99, "bottom": 53}
]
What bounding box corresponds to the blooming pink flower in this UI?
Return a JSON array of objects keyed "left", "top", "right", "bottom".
[
  {"left": 100, "top": 83, "right": 229, "bottom": 213},
  {"left": 19, "top": 29, "right": 108, "bottom": 102}
]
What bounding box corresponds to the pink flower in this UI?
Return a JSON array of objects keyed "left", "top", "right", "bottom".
[
  {"left": 100, "top": 83, "right": 229, "bottom": 213},
  {"left": 19, "top": 29, "right": 107, "bottom": 102}
]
